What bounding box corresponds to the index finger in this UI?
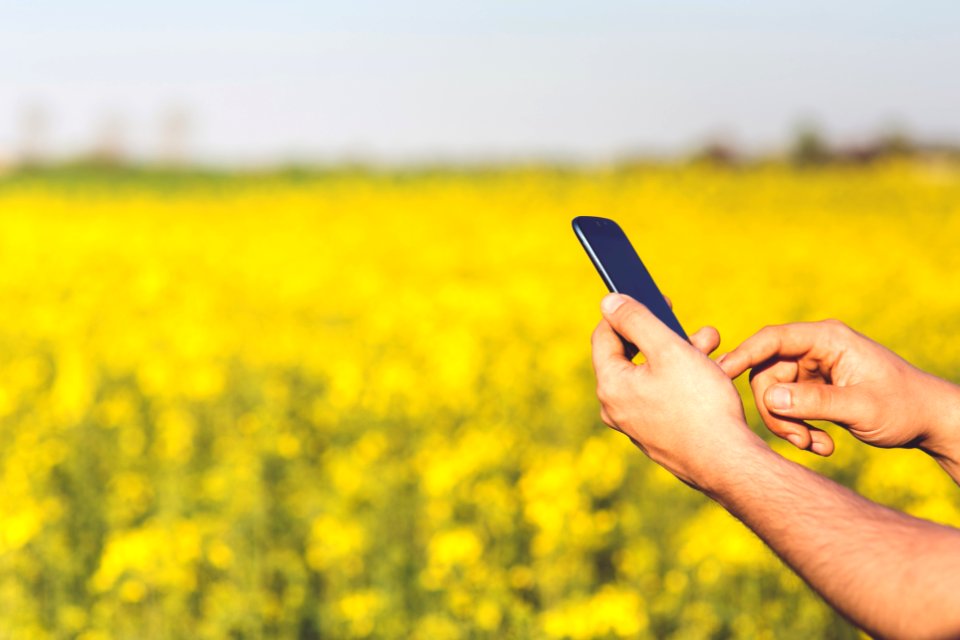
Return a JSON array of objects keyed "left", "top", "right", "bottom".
[{"left": 719, "top": 323, "right": 824, "bottom": 379}]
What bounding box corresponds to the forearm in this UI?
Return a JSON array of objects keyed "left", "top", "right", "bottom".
[{"left": 705, "top": 440, "right": 960, "bottom": 639}]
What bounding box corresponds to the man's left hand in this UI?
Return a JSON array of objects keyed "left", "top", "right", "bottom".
[{"left": 591, "top": 293, "right": 765, "bottom": 492}]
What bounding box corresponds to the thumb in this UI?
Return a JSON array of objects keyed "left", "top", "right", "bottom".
[
  {"left": 600, "top": 293, "right": 678, "bottom": 360},
  {"left": 764, "top": 382, "right": 872, "bottom": 426}
]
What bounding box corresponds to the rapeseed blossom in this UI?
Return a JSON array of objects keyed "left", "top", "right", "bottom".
[{"left": 0, "top": 164, "right": 957, "bottom": 637}]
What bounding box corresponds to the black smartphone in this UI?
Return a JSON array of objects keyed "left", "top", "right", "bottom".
[{"left": 572, "top": 216, "right": 688, "bottom": 358}]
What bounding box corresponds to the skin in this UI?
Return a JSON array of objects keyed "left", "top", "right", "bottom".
[
  {"left": 717, "top": 319, "right": 960, "bottom": 483},
  {"left": 591, "top": 293, "right": 960, "bottom": 639}
]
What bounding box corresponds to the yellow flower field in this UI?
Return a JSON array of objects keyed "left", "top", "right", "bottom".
[{"left": 0, "top": 163, "right": 958, "bottom": 638}]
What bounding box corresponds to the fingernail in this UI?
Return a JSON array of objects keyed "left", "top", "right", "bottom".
[
  {"left": 786, "top": 434, "right": 804, "bottom": 448},
  {"left": 811, "top": 442, "right": 829, "bottom": 456},
  {"left": 715, "top": 353, "right": 728, "bottom": 365},
  {"left": 768, "top": 386, "right": 792, "bottom": 410},
  {"left": 601, "top": 293, "right": 626, "bottom": 314}
]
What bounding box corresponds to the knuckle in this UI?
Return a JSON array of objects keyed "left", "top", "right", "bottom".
[
  {"left": 595, "top": 381, "right": 610, "bottom": 404},
  {"left": 596, "top": 378, "right": 620, "bottom": 405},
  {"left": 758, "top": 324, "right": 779, "bottom": 337},
  {"left": 659, "top": 339, "right": 685, "bottom": 358},
  {"left": 813, "top": 385, "right": 833, "bottom": 412},
  {"left": 755, "top": 324, "right": 782, "bottom": 348},
  {"left": 820, "top": 319, "right": 855, "bottom": 351},
  {"left": 821, "top": 318, "right": 850, "bottom": 333},
  {"left": 615, "top": 303, "right": 642, "bottom": 327},
  {"left": 590, "top": 323, "right": 605, "bottom": 347}
]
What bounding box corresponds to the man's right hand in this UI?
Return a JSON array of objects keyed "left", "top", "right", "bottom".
[{"left": 717, "top": 320, "right": 960, "bottom": 473}]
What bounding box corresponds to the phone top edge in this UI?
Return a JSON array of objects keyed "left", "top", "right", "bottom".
[
  {"left": 571, "top": 218, "right": 618, "bottom": 293},
  {"left": 572, "top": 215, "right": 622, "bottom": 231}
]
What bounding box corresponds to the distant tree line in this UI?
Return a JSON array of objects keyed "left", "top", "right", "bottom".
[
  {"left": 3, "top": 104, "right": 960, "bottom": 172},
  {"left": 693, "top": 122, "right": 960, "bottom": 168}
]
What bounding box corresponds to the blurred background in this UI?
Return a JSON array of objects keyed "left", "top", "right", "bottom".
[{"left": 1, "top": 2, "right": 959, "bottom": 638}]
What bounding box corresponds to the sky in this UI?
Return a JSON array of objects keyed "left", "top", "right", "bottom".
[{"left": 1, "top": 1, "right": 959, "bottom": 165}]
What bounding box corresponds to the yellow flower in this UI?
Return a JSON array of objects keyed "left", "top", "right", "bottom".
[{"left": 1, "top": 164, "right": 958, "bottom": 636}]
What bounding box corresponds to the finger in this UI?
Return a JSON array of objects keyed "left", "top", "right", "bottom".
[
  {"left": 591, "top": 319, "right": 630, "bottom": 379},
  {"left": 756, "top": 376, "right": 841, "bottom": 455},
  {"left": 807, "top": 426, "right": 835, "bottom": 457},
  {"left": 689, "top": 326, "right": 720, "bottom": 356},
  {"left": 663, "top": 294, "right": 672, "bottom": 309},
  {"left": 750, "top": 360, "right": 818, "bottom": 451},
  {"left": 764, "top": 382, "right": 874, "bottom": 430},
  {"left": 600, "top": 293, "right": 684, "bottom": 362},
  {"left": 719, "top": 323, "right": 826, "bottom": 379}
]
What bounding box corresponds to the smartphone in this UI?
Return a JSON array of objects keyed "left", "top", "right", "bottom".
[{"left": 572, "top": 216, "right": 688, "bottom": 358}]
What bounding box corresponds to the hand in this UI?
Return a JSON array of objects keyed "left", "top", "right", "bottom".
[
  {"left": 718, "top": 320, "right": 960, "bottom": 461},
  {"left": 591, "top": 293, "right": 765, "bottom": 492}
]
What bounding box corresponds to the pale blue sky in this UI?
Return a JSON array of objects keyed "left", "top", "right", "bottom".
[{"left": 1, "top": 1, "right": 958, "bottom": 164}]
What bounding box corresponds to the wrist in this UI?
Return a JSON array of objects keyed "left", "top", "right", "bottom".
[
  {"left": 706, "top": 441, "right": 787, "bottom": 514},
  {"left": 694, "top": 425, "right": 773, "bottom": 501},
  {"left": 918, "top": 375, "right": 960, "bottom": 479}
]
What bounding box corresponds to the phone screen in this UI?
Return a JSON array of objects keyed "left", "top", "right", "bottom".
[{"left": 572, "top": 216, "right": 688, "bottom": 345}]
